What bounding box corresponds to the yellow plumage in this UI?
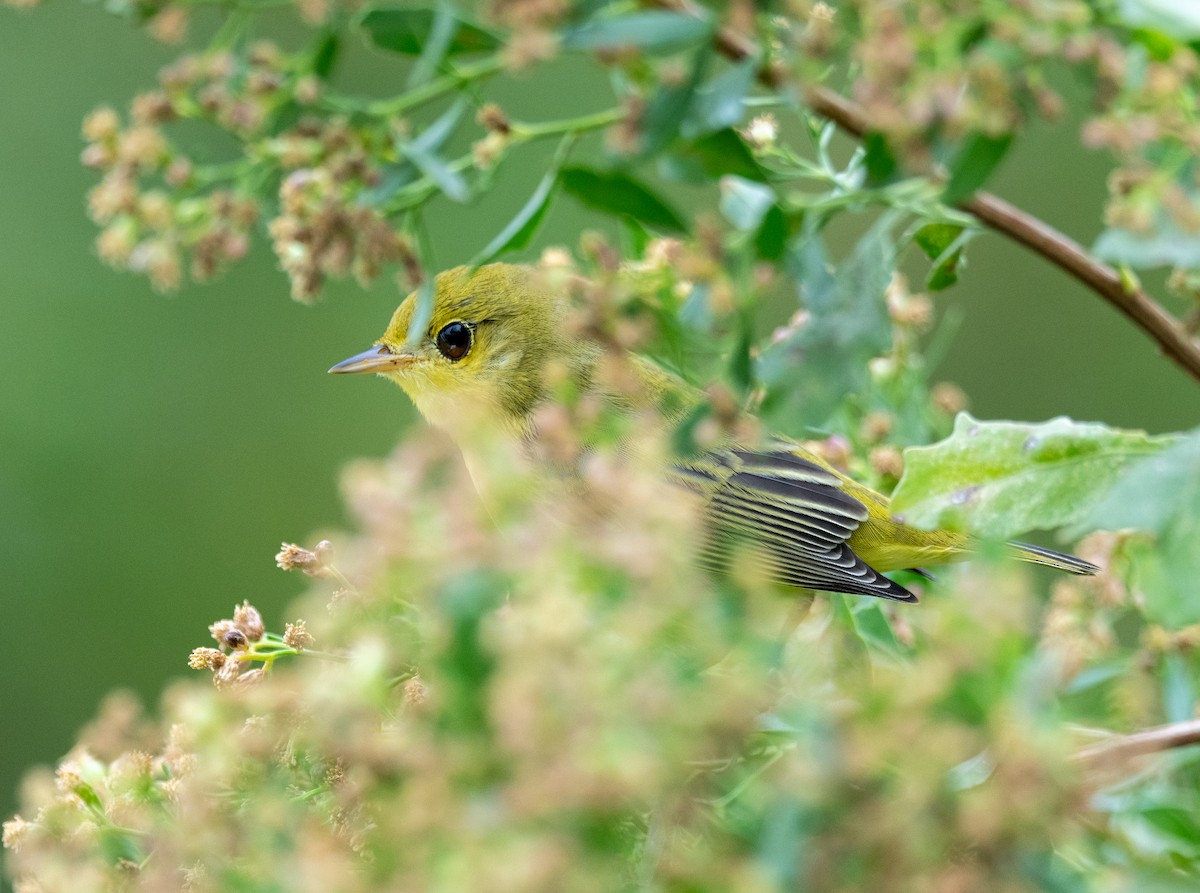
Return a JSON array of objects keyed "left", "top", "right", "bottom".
[{"left": 330, "top": 263, "right": 1097, "bottom": 602}]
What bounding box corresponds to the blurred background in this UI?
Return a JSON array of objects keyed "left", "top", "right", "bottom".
[{"left": 1, "top": 3, "right": 1196, "bottom": 868}]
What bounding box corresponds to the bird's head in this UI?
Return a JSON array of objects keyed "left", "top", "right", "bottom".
[{"left": 330, "top": 264, "right": 583, "bottom": 435}]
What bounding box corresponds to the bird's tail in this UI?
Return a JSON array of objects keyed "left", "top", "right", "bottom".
[{"left": 1008, "top": 541, "right": 1099, "bottom": 576}]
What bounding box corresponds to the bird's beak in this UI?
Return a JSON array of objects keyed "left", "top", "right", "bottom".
[{"left": 328, "top": 345, "right": 416, "bottom": 375}]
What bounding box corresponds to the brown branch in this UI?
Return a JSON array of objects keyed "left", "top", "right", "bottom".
[
  {"left": 648, "top": 0, "right": 1200, "bottom": 384},
  {"left": 1073, "top": 718, "right": 1200, "bottom": 769}
]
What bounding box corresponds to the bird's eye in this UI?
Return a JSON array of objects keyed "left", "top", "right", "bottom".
[{"left": 435, "top": 321, "right": 473, "bottom": 361}]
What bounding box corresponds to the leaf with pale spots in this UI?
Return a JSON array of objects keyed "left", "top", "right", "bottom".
[{"left": 889, "top": 413, "right": 1170, "bottom": 538}]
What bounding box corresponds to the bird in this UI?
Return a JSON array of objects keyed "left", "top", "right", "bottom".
[{"left": 329, "top": 263, "right": 1098, "bottom": 603}]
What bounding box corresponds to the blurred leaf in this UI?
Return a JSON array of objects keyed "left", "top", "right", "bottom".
[
  {"left": 1095, "top": 217, "right": 1200, "bottom": 269},
  {"left": 562, "top": 11, "right": 714, "bottom": 55},
  {"left": 846, "top": 598, "right": 906, "bottom": 659},
  {"left": 561, "top": 167, "right": 686, "bottom": 232},
  {"left": 862, "top": 131, "right": 898, "bottom": 187},
  {"left": 359, "top": 162, "right": 417, "bottom": 207},
  {"left": 640, "top": 47, "right": 710, "bottom": 157},
  {"left": 405, "top": 278, "right": 435, "bottom": 345},
  {"left": 913, "top": 222, "right": 970, "bottom": 290},
  {"left": 757, "top": 225, "right": 894, "bottom": 428},
  {"left": 1163, "top": 654, "right": 1195, "bottom": 722},
  {"left": 472, "top": 163, "right": 561, "bottom": 264},
  {"left": 398, "top": 101, "right": 469, "bottom": 202},
  {"left": 685, "top": 58, "right": 756, "bottom": 136},
  {"left": 890, "top": 414, "right": 1170, "bottom": 538},
  {"left": 359, "top": 7, "right": 499, "bottom": 56},
  {"left": 407, "top": 1, "right": 459, "bottom": 88},
  {"left": 311, "top": 30, "right": 340, "bottom": 79},
  {"left": 942, "top": 132, "right": 1014, "bottom": 205},
  {"left": 672, "top": 128, "right": 767, "bottom": 182},
  {"left": 719, "top": 176, "right": 775, "bottom": 231},
  {"left": 1079, "top": 428, "right": 1200, "bottom": 626},
  {"left": 755, "top": 203, "right": 789, "bottom": 261},
  {"left": 1115, "top": 0, "right": 1200, "bottom": 40}
]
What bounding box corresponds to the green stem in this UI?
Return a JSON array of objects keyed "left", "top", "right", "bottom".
[
  {"left": 366, "top": 56, "right": 505, "bottom": 118},
  {"left": 510, "top": 106, "right": 624, "bottom": 139}
]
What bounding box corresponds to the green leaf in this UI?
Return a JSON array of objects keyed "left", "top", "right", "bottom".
[
  {"left": 472, "top": 167, "right": 560, "bottom": 264},
  {"left": 562, "top": 11, "right": 714, "bottom": 55},
  {"left": 862, "top": 131, "right": 898, "bottom": 187},
  {"left": 942, "top": 132, "right": 1014, "bottom": 205},
  {"left": 1078, "top": 428, "right": 1200, "bottom": 626},
  {"left": 311, "top": 30, "right": 340, "bottom": 79},
  {"left": 405, "top": 278, "right": 435, "bottom": 345},
  {"left": 913, "top": 223, "right": 970, "bottom": 291},
  {"left": 685, "top": 58, "right": 756, "bottom": 136},
  {"left": 755, "top": 203, "right": 789, "bottom": 261},
  {"left": 890, "top": 414, "right": 1170, "bottom": 538},
  {"left": 1163, "top": 653, "right": 1195, "bottom": 723},
  {"left": 359, "top": 7, "right": 500, "bottom": 56},
  {"left": 719, "top": 176, "right": 775, "bottom": 232},
  {"left": 639, "top": 47, "right": 709, "bottom": 158},
  {"left": 1116, "top": 0, "right": 1200, "bottom": 41},
  {"left": 407, "top": 1, "right": 459, "bottom": 88},
  {"left": 561, "top": 167, "right": 686, "bottom": 233},
  {"left": 757, "top": 225, "right": 895, "bottom": 428},
  {"left": 671, "top": 128, "right": 767, "bottom": 182},
  {"left": 1094, "top": 217, "right": 1200, "bottom": 269},
  {"left": 398, "top": 101, "right": 468, "bottom": 202}
]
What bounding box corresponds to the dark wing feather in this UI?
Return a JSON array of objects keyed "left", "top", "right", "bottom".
[{"left": 675, "top": 445, "right": 917, "bottom": 603}]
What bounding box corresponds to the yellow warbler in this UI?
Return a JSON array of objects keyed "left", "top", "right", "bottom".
[{"left": 330, "top": 264, "right": 1097, "bottom": 602}]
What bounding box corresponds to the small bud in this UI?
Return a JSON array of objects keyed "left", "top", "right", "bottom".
[
  {"left": 165, "top": 157, "right": 193, "bottom": 187},
  {"left": 82, "top": 106, "right": 120, "bottom": 142},
  {"left": 819, "top": 435, "right": 853, "bottom": 470},
  {"left": 860, "top": 411, "right": 893, "bottom": 444},
  {"left": 741, "top": 114, "right": 778, "bottom": 151},
  {"left": 403, "top": 675, "right": 428, "bottom": 705},
  {"left": 870, "top": 445, "right": 905, "bottom": 478},
  {"left": 294, "top": 76, "right": 321, "bottom": 106},
  {"left": 138, "top": 191, "right": 174, "bottom": 231},
  {"left": 931, "top": 381, "right": 968, "bottom": 415},
  {"left": 476, "top": 103, "right": 511, "bottom": 135},
  {"left": 148, "top": 6, "right": 189, "bottom": 44},
  {"left": 81, "top": 143, "right": 115, "bottom": 170}
]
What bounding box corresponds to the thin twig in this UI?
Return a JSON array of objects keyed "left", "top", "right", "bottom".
[
  {"left": 1073, "top": 718, "right": 1200, "bottom": 769},
  {"left": 648, "top": 0, "right": 1200, "bottom": 384}
]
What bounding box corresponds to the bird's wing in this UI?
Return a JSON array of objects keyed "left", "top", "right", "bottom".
[{"left": 673, "top": 445, "right": 918, "bottom": 602}]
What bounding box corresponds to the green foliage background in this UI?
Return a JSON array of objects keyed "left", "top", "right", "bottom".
[{"left": 1, "top": 2, "right": 1199, "bottom": 889}]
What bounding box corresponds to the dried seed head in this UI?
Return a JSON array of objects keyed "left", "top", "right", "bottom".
[
  {"left": 209, "top": 619, "right": 237, "bottom": 645},
  {"left": 275, "top": 542, "right": 323, "bottom": 574},
  {"left": 403, "top": 676, "right": 428, "bottom": 705},
  {"left": 188, "top": 648, "right": 226, "bottom": 671},
  {"left": 283, "top": 620, "right": 314, "bottom": 651},
  {"left": 2, "top": 816, "right": 30, "bottom": 852},
  {"left": 233, "top": 601, "right": 265, "bottom": 641},
  {"left": 213, "top": 655, "right": 243, "bottom": 689}
]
